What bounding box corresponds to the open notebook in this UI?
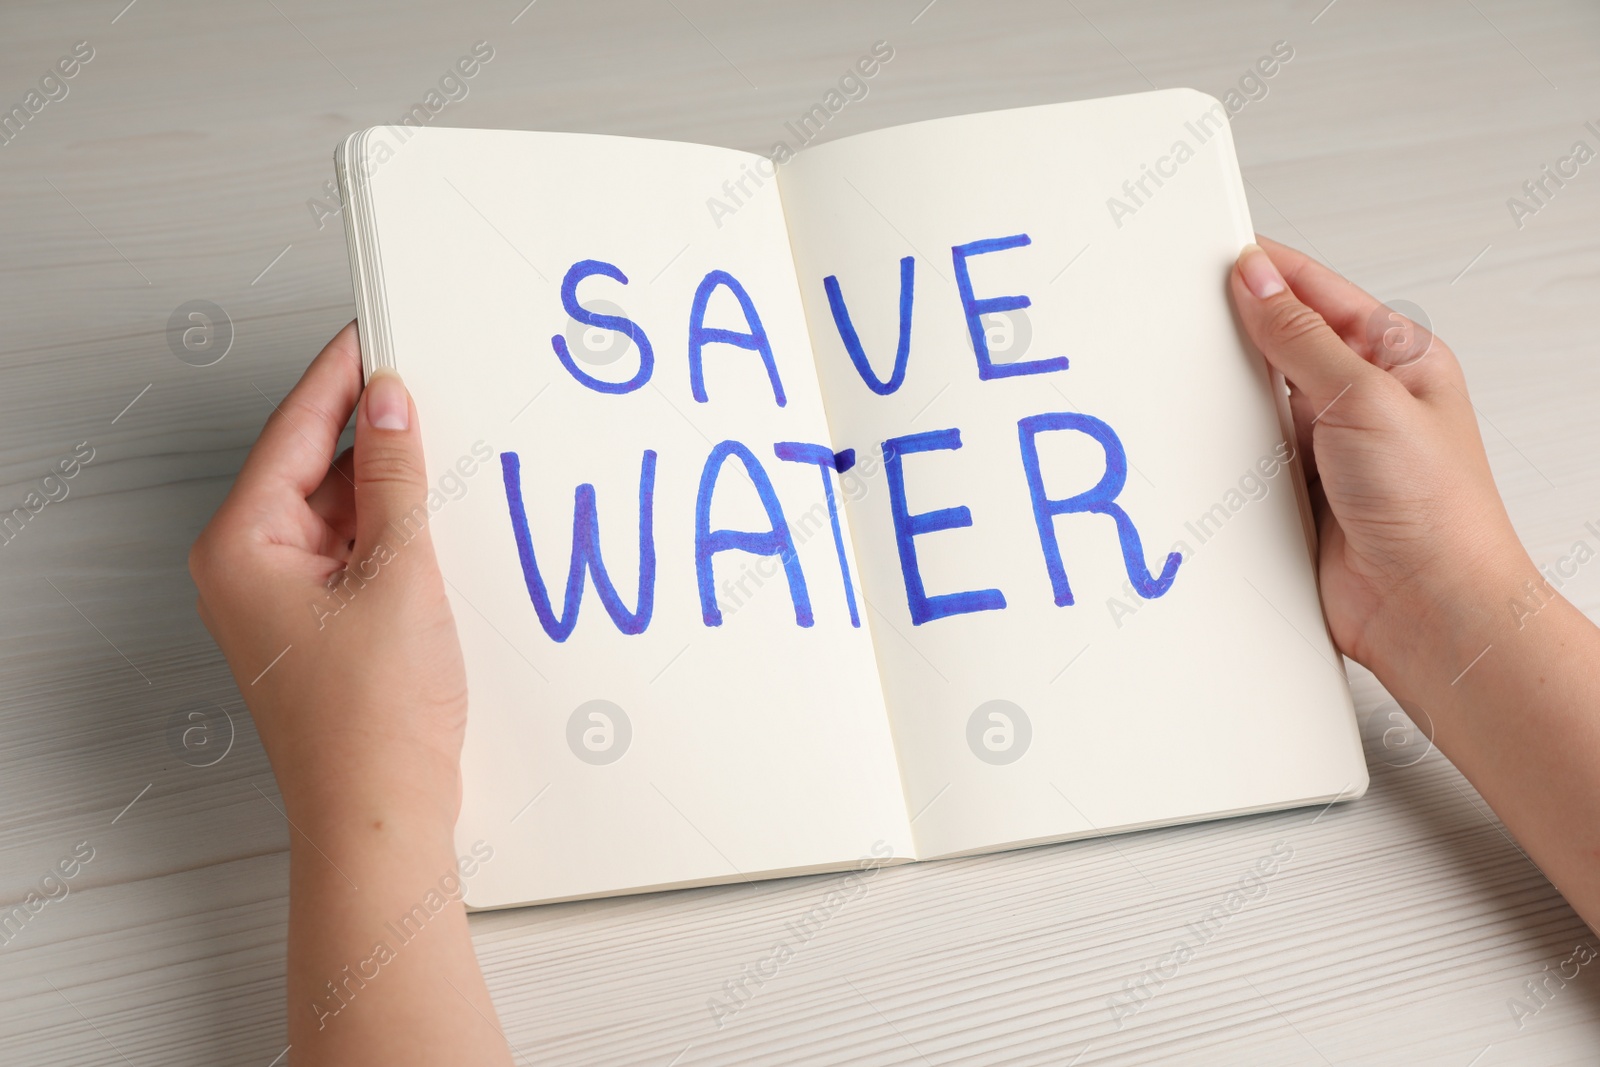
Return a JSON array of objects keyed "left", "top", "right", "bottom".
[{"left": 335, "top": 89, "right": 1367, "bottom": 910}]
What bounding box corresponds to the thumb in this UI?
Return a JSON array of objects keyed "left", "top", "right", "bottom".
[
  {"left": 1230, "top": 243, "right": 1383, "bottom": 418},
  {"left": 352, "top": 369, "right": 432, "bottom": 563}
]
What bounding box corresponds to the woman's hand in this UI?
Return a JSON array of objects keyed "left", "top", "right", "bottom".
[
  {"left": 189, "top": 321, "right": 467, "bottom": 835},
  {"left": 190, "top": 323, "right": 511, "bottom": 1065},
  {"left": 1230, "top": 238, "right": 1533, "bottom": 690},
  {"left": 1231, "top": 238, "right": 1600, "bottom": 934}
]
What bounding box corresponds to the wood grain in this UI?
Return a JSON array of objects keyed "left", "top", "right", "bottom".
[{"left": 2, "top": 0, "right": 1597, "bottom": 1063}]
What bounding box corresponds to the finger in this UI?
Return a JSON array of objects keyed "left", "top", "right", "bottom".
[
  {"left": 1363, "top": 303, "right": 1459, "bottom": 403},
  {"left": 350, "top": 369, "right": 434, "bottom": 566},
  {"left": 235, "top": 321, "right": 363, "bottom": 503},
  {"left": 1254, "top": 236, "right": 1387, "bottom": 342},
  {"left": 307, "top": 446, "right": 358, "bottom": 556},
  {"left": 1258, "top": 236, "right": 1455, "bottom": 399},
  {"left": 1231, "top": 243, "right": 1392, "bottom": 420}
]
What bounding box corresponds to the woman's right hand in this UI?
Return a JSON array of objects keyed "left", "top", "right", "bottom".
[
  {"left": 1228, "top": 237, "right": 1535, "bottom": 695},
  {"left": 1231, "top": 237, "right": 1600, "bottom": 934}
]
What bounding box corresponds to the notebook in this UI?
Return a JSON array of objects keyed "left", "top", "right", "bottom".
[{"left": 334, "top": 88, "right": 1367, "bottom": 910}]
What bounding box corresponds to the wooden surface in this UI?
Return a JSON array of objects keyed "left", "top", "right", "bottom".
[{"left": 3, "top": 0, "right": 1599, "bottom": 1063}]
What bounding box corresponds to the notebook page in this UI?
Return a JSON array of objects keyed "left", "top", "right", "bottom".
[
  {"left": 350, "top": 127, "right": 912, "bottom": 905},
  {"left": 777, "top": 91, "right": 1367, "bottom": 859}
]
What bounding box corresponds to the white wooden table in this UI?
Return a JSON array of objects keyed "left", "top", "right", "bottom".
[{"left": 3, "top": 1, "right": 1598, "bottom": 1063}]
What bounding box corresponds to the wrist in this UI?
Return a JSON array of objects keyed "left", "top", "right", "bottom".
[
  {"left": 288, "top": 791, "right": 458, "bottom": 851},
  {"left": 285, "top": 798, "right": 460, "bottom": 906},
  {"left": 274, "top": 748, "right": 461, "bottom": 850},
  {"left": 1366, "top": 545, "right": 1550, "bottom": 706}
]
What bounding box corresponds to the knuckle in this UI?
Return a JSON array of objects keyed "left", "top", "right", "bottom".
[
  {"left": 1265, "top": 299, "right": 1330, "bottom": 347},
  {"left": 277, "top": 394, "right": 343, "bottom": 440},
  {"left": 1418, "top": 340, "right": 1463, "bottom": 379},
  {"left": 359, "top": 445, "right": 425, "bottom": 489},
  {"left": 1361, "top": 373, "right": 1411, "bottom": 416}
]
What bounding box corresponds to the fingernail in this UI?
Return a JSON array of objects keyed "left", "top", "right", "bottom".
[
  {"left": 365, "top": 370, "right": 409, "bottom": 431},
  {"left": 1239, "top": 243, "right": 1286, "bottom": 299}
]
